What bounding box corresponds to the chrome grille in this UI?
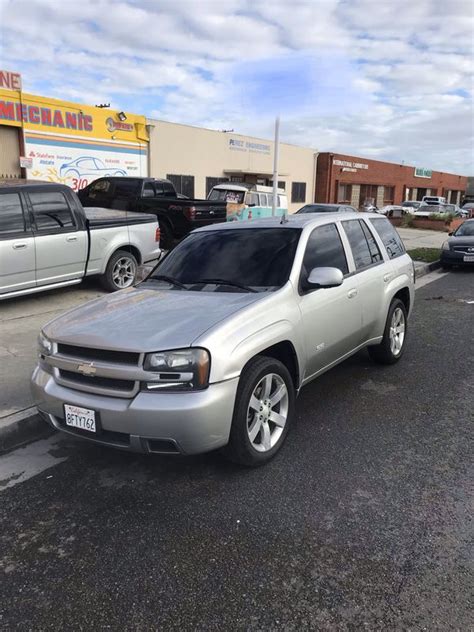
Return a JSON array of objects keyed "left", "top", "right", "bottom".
[{"left": 47, "top": 343, "right": 143, "bottom": 398}]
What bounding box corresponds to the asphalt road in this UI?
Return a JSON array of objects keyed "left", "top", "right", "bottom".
[{"left": 0, "top": 271, "right": 473, "bottom": 630}]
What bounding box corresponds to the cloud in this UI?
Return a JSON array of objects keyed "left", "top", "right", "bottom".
[{"left": 0, "top": 0, "right": 472, "bottom": 173}]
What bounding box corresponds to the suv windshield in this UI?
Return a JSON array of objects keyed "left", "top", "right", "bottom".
[
  {"left": 148, "top": 228, "right": 301, "bottom": 291},
  {"left": 454, "top": 221, "right": 474, "bottom": 236}
]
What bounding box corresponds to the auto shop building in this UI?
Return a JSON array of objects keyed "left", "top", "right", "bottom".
[
  {"left": 147, "top": 119, "right": 317, "bottom": 214},
  {"left": 0, "top": 69, "right": 148, "bottom": 189},
  {"left": 315, "top": 152, "right": 468, "bottom": 208}
]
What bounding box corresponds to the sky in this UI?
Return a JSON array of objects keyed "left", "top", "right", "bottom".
[{"left": 0, "top": 0, "right": 473, "bottom": 175}]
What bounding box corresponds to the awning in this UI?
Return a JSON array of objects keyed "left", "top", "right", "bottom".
[{"left": 223, "top": 169, "right": 290, "bottom": 177}]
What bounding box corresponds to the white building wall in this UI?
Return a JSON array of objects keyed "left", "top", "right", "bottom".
[{"left": 147, "top": 119, "right": 317, "bottom": 213}]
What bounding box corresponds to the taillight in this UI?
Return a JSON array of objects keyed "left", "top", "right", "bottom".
[
  {"left": 155, "top": 227, "right": 161, "bottom": 242},
  {"left": 184, "top": 206, "right": 196, "bottom": 221}
]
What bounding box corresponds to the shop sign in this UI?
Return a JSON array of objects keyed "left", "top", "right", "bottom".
[
  {"left": 333, "top": 159, "right": 368, "bottom": 170},
  {"left": 414, "top": 167, "right": 432, "bottom": 178},
  {"left": 0, "top": 99, "right": 93, "bottom": 131},
  {"left": 106, "top": 117, "right": 134, "bottom": 132},
  {"left": 19, "top": 156, "right": 33, "bottom": 169},
  {"left": 0, "top": 69, "right": 22, "bottom": 91},
  {"left": 229, "top": 138, "right": 271, "bottom": 154}
]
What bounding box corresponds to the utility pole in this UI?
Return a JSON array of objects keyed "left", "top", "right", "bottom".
[{"left": 272, "top": 116, "right": 280, "bottom": 217}]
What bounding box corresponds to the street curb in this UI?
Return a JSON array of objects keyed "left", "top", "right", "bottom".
[
  {"left": 415, "top": 259, "right": 441, "bottom": 280},
  {"left": 0, "top": 407, "right": 53, "bottom": 454}
]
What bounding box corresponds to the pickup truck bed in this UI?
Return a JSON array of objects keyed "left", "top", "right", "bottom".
[{"left": 84, "top": 207, "right": 159, "bottom": 228}]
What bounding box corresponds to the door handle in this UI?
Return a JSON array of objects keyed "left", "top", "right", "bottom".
[
  {"left": 383, "top": 273, "right": 392, "bottom": 283},
  {"left": 66, "top": 235, "right": 78, "bottom": 242},
  {"left": 347, "top": 288, "right": 358, "bottom": 299},
  {"left": 12, "top": 243, "right": 27, "bottom": 250}
]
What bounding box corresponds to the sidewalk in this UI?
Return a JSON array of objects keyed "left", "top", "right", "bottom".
[{"left": 0, "top": 227, "right": 443, "bottom": 451}]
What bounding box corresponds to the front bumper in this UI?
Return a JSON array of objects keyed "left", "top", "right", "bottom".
[
  {"left": 31, "top": 366, "right": 239, "bottom": 455},
  {"left": 440, "top": 250, "right": 474, "bottom": 265}
]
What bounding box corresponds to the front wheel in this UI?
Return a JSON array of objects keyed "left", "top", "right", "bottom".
[
  {"left": 368, "top": 298, "right": 407, "bottom": 365},
  {"left": 223, "top": 356, "right": 295, "bottom": 466},
  {"left": 100, "top": 250, "right": 138, "bottom": 291}
]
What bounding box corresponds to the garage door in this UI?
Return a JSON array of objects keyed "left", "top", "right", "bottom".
[{"left": 0, "top": 125, "right": 21, "bottom": 178}]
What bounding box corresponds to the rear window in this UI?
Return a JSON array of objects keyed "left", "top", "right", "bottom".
[{"left": 370, "top": 218, "right": 406, "bottom": 259}]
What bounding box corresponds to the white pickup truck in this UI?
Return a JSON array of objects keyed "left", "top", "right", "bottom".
[{"left": 0, "top": 181, "right": 161, "bottom": 299}]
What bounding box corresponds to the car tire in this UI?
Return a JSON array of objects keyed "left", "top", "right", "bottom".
[
  {"left": 368, "top": 298, "right": 408, "bottom": 365},
  {"left": 159, "top": 221, "right": 174, "bottom": 251},
  {"left": 100, "top": 250, "right": 138, "bottom": 292},
  {"left": 223, "top": 356, "right": 295, "bottom": 467}
]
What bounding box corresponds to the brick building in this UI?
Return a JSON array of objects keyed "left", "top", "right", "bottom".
[{"left": 315, "top": 152, "right": 467, "bottom": 209}]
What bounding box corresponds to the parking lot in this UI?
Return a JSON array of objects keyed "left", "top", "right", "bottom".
[{"left": 0, "top": 270, "right": 472, "bottom": 630}]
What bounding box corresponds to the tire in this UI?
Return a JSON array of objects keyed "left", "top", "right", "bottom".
[
  {"left": 223, "top": 356, "right": 295, "bottom": 467},
  {"left": 100, "top": 250, "right": 138, "bottom": 292},
  {"left": 159, "top": 221, "right": 174, "bottom": 251},
  {"left": 368, "top": 298, "right": 407, "bottom": 365}
]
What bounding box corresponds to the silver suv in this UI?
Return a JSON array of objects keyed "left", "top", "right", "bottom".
[{"left": 32, "top": 212, "right": 414, "bottom": 466}]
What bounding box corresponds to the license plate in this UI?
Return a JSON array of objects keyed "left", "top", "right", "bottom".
[
  {"left": 463, "top": 255, "right": 474, "bottom": 262},
  {"left": 64, "top": 404, "right": 96, "bottom": 433}
]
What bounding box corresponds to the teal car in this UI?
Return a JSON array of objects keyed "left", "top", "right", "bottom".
[{"left": 208, "top": 184, "right": 288, "bottom": 221}]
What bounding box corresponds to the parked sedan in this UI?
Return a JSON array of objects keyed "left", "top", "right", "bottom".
[
  {"left": 441, "top": 219, "right": 474, "bottom": 269},
  {"left": 296, "top": 203, "right": 357, "bottom": 214}
]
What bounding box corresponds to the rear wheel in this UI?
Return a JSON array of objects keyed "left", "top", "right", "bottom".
[
  {"left": 101, "top": 250, "right": 138, "bottom": 292},
  {"left": 368, "top": 298, "right": 407, "bottom": 365},
  {"left": 223, "top": 356, "right": 295, "bottom": 466}
]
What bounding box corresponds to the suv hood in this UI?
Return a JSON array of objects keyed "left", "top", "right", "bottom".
[{"left": 43, "top": 286, "right": 263, "bottom": 352}]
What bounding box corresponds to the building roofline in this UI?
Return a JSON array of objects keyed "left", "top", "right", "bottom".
[{"left": 146, "top": 117, "right": 318, "bottom": 152}]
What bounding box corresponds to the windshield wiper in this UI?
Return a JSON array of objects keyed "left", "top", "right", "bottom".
[
  {"left": 148, "top": 274, "right": 188, "bottom": 290},
  {"left": 191, "top": 278, "right": 257, "bottom": 293}
]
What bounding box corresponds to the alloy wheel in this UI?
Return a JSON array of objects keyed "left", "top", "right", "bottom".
[
  {"left": 389, "top": 306, "right": 406, "bottom": 356},
  {"left": 112, "top": 257, "right": 136, "bottom": 289},
  {"left": 246, "top": 373, "right": 289, "bottom": 452}
]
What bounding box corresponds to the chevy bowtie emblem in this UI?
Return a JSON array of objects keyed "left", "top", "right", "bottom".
[{"left": 77, "top": 363, "right": 96, "bottom": 376}]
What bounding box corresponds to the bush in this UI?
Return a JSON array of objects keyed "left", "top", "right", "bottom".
[{"left": 402, "top": 213, "right": 415, "bottom": 227}]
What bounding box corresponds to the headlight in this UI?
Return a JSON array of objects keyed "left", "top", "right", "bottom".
[
  {"left": 38, "top": 331, "right": 53, "bottom": 356},
  {"left": 442, "top": 240, "right": 450, "bottom": 250},
  {"left": 143, "top": 348, "right": 210, "bottom": 391}
]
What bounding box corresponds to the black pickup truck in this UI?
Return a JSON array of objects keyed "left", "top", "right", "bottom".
[{"left": 78, "top": 177, "right": 227, "bottom": 249}]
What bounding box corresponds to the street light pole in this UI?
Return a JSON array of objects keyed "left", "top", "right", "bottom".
[{"left": 272, "top": 116, "right": 280, "bottom": 217}]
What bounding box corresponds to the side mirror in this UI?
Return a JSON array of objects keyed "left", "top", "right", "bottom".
[
  {"left": 448, "top": 231, "right": 453, "bottom": 236},
  {"left": 305, "top": 267, "right": 344, "bottom": 290}
]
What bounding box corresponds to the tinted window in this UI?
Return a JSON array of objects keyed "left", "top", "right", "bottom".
[
  {"left": 302, "top": 223, "right": 348, "bottom": 276},
  {"left": 360, "top": 221, "right": 382, "bottom": 263},
  {"left": 163, "top": 181, "right": 175, "bottom": 196},
  {"left": 29, "top": 191, "right": 76, "bottom": 231},
  {"left": 150, "top": 228, "right": 301, "bottom": 290},
  {"left": 342, "top": 219, "right": 381, "bottom": 269},
  {"left": 454, "top": 221, "right": 474, "bottom": 236},
  {"left": 370, "top": 218, "right": 405, "bottom": 258},
  {"left": 143, "top": 182, "right": 155, "bottom": 198},
  {"left": 113, "top": 180, "right": 140, "bottom": 197},
  {"left": 88, "top": 179, "right": 111, "bottom": 195},
  {"left": 0, "top": 193, "right": 26, "bottom": 235}
]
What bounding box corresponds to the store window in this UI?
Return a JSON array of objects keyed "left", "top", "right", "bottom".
[
  {"left": 359, "top": 184, "right": 378, "bottom": 208},
  {"left": 383, "top": 186, "right": 395, "bottom": 205},
  {"left": 337, "top": 183, "right": 352, "bottom": 203},
  {"left": 167, "top": 174, "right": 195, "bottom": 198},
  {"left": 291, "top": 182, "right": 306, "bottom": 204}
]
